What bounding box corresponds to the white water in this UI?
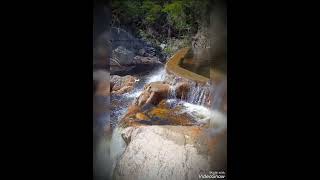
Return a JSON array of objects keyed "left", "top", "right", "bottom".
[
  {"left": 187, "top": 83, "right": 211, "bottom": 105},
  {"left": 111, "top": 67, "right": 168, "bottom": 127},
  {"left": 125, "top": 90, "right": 142, "bottom": 99},
  {"left": 123, "top": 68, "right": 167, "bottom": 100},
  {"left": 180, "top": 101, "right": 227, "bottom": 131},
  {"left": 166, "top": 99, "right": 227, "bottom": 133},
  {"left": 112, "top": 66, "right": 226, "bottom": 129},
  {"left": 145, "top": 68, "right": 167, "bottom": 84}
]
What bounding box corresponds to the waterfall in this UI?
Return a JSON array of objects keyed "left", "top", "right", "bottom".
[
  {"left": 168, "top": 86, "right": 176, "bottom": 99},
  {"left": 111, "top": 67, "right": 168, "bottom": 128},
  {"left": 145, "top": 68, "right": 167, "bottom": 84},
  {"left": 185, "top": 82, "right": 212, "bottom": 106}
]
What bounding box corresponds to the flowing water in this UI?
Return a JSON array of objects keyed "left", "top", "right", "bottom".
[
  {"left": 110, "top": 66, "right": 167, "bottom": 128},
  {"left": 109, "top": 76, "right": 227, "bottom": 177},
  {"left": 110, "top": 64, "right": 226, "bottom": 128},
  {"left": 107, "top": 47, "right": 227, "bottom": 179}
]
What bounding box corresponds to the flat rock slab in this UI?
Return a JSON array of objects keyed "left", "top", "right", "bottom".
[{"left": 112, "top": 125, "right": 226, "bottom": 180}]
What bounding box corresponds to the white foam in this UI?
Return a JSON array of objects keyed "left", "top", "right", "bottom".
[
  {"left": 145, "top": 68, "right": 166, "bottom": 84},
  {"left": 179, "top": 101, "right": 227, "bottom": 131},
  {"left": 125, "top": 90, "right": 142, "bottom": 99}
]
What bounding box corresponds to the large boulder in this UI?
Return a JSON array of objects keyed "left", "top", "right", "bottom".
[
  {"left": 135, "top": 82, "right": 171, "bottom": 107},
  {"left": 127, "top": 81, "right": 192, "bottom": 110},
  {"left": 110, "top": 47, "right": 162, "bottom": 75},
  {"left": 111, "top": 125, "right": 227, "bottom": 180}
]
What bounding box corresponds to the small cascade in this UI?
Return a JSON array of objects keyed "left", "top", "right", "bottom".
[
  {"left": 163, "top": 71, "right": 183, "bottom": 86},
  {"left": 162, "top": 68, "right": 213, "bottom": 106},
  {"left": 145, "top": 68, "right": 167, "bottom": 84},
  {"left": 185, "top": 82, "right": 212, "bottom": 106},
  {"left": 110, "top": 67, "right": 168, "bottom": 128},
  {"left": 168, "top": 85, "right": 176, "bottom": 99}
]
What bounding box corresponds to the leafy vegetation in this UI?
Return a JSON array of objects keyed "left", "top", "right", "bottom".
[{"left": 112, "top": 0, "right": 210, "bottom": 52}]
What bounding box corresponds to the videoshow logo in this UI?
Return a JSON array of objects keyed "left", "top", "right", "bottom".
[{"left": 199, "top": 171, "right": 226, "bottom": 179}]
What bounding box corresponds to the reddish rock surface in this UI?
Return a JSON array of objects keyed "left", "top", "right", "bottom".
[{"left": 111, "top": 75, "right": 137, "bottom": 95}]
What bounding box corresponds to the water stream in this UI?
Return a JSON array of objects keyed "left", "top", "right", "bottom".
[
  {"left": 106, "top": 46, "right": 227, "bottom": 179},
  {"left": 110, "top": 64, "right": 226, "bottom": 128}
]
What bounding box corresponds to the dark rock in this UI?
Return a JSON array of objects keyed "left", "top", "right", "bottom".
[
  {"left": 112, "top": 46, "right": 135, "bottom": 65},
  {"left": 132, "top": 56, "right": 161, "bottom": 65},
  {"left": 145, "top": 46, "right": 156, "bottom": 56},
  {"left": 137, "top": 48, "right": 146, "bottom": 56},
  {"left": 110, "top": 65, "right": 135, "bottom": 75}
]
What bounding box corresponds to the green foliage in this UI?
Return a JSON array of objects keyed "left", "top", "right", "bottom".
[
  {"left": 112, "top": 0, "right": 142, "bottom": 26},
  {"left": 112, "top": 0, "right": 210, "bottom": 49},
  {"left": 142, "top": 0, "right": 162, "bottom": 24},
  {"left": 146, "top": 4, "right": 162, "bottom": 24},
  {"left": 125, "top": 1, "right": 143, "bottom": 18},
  {"left": 164, "top": 37, "right": 192, "bottom": 55},
  {"left": 162, "top": 0, "right": 189, "bottom": 30}
]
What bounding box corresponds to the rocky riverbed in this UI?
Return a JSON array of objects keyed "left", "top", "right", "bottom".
[{"left": 94, "top": 27, "right": 227, "bottom": 180}]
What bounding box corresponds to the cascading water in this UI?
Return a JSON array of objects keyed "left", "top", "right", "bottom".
[
  {"left": 186, "top": 82, "right": 211, "bottom": 106},
  {"left": 168, "top": 85, "right": 176, "bottom": 99},
  {"left": 145, "top": 68, "right": 167, "bottom": 84},
  {"left": 163, "top": 70, "right": 212, "bottom": 106},
  {"left": 110, "top": 67, "right": 168, "bottom": 128},
  {"left": 111, "top": 63, "right": 227, "bottom": 129},
  {"left": 108, "top": 57, "right": 227, "bottom": 179}
]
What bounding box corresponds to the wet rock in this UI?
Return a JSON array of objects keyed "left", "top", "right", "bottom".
[
  {"left": 111, "top": 75, "right": 137, "bottom": 95},
  {"left": 110, "top": 46, "right": 162, "bottom": 75},
  {"left": 136, "top": 91, "right": 152, "bottom": 107},
  {"left": 147, "top": 107, "right": 195, "bottom": 126},
  {"left": 175, "top": 81, "right": 190, "bottom": 100},
  {"left": 135, "top": 112, "right": 150, "bottom": 121},
  {"left": 110, "top": 65, "right": 135, "bottom": 75},
  {"left": 148, "top": 107, "right": 169, "bottom": 119},
  {"left": 112, "top": 125, "right": 227, "bottom": 180},
  {"left": 144, "top": 81, "right": 169, "bottom": 91},
  {"left": 126, "top": 104, "right": 141, "bottom": 117},
  {"left": 129, "top": 81, "right": 194, "bottom": 109},
  {"left": 133, "top": 56, "right": 161, "bottom": 65},
  {"left": 120, "top": 99, "right": 199, "bottom": 128},
  {"left": 145, "top": 46, "right": 156, "bottom": 56},
  {"left": 135, "top": 82, "right": 171, "bottom": 107}
]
